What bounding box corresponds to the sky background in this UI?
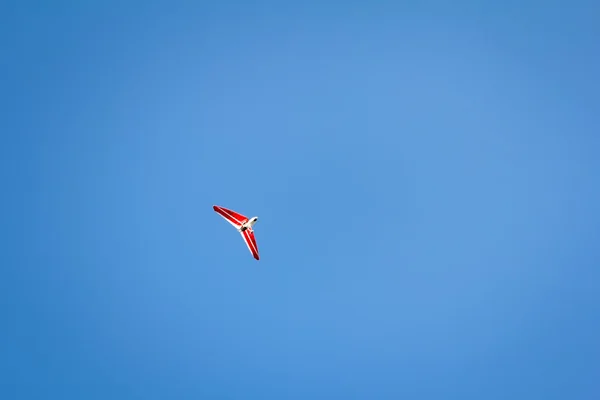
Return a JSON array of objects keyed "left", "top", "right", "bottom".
[{"left": 2, "top": 1, "right": 599, "bottom": 399}]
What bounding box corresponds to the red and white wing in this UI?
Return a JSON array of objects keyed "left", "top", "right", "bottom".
[
  {"left": 240, "top": 229, "right": 260, "bottom": 260},
  {"left": 213, "top": 205, "right": 248, "bottom": 229}
]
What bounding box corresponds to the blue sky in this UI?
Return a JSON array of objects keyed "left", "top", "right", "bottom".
[{"left": 2, "top": 1, "right": 599, "bottom": 399}]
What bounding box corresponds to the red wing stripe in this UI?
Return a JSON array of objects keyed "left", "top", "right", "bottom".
[
  {"left": 214, "top": 206, "right": 247, "bottom": 226},
  {"left": 242, "top": 230, "right": 259, "bottom": 260}
]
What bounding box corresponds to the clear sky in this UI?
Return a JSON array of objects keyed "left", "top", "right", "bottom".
[{"left": 2, "top": 1, "right": 599, "bottom": 399}]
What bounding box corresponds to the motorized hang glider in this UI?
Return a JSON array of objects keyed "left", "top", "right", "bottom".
[{"left": 213, "top": 205, "right": 260, "bottom": 260}]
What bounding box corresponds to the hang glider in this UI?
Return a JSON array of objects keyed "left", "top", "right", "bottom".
[{"left": 213, "top": 205, "right": 260, "bottom": 260}]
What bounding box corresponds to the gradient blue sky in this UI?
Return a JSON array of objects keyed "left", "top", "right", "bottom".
[{"left": 2, "top": 1, "right": 599, "bottom": 399}]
